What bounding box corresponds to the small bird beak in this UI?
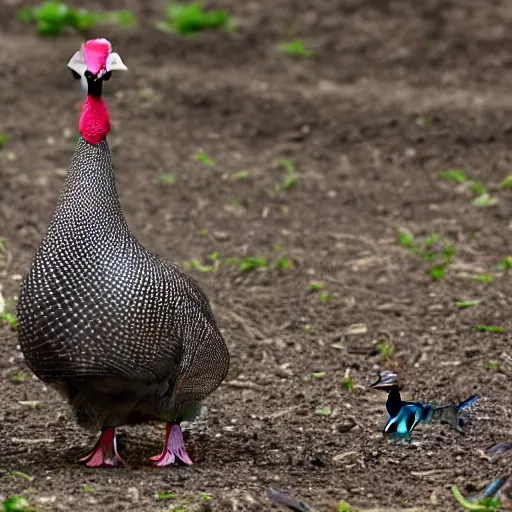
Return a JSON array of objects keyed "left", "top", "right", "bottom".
[{"left": 67, "top": 38, "right": 128, "bottom": 81}]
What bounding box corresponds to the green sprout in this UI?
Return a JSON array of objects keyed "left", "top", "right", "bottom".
[
  {"left": 238, "top": 256, "right": 268, "bottom": 272},
  {"left": 473, "top": 192, "right": 492, "bottom": 208},
  {"left": 338, "top": 501, "right": 354, "bottom": 512},
  {"left": 308, "top": 281, "right": 325, "bottom": 292},
  {"left": 500, "top": 175, "right": 512, "bottom": 188},
  {"left": 303, "top": 324, "right": 312, "bottom": 333},
  {"left": 157, "top": 173, "right": 177, "bottom": 184},
  {"left": 279, "top": 40, "right": 315, "bottom": 57},
  {"left": 0, "top": 312, "right": 18, "bottom": 329},
  {"left": 9, "top": 471, "right": 33, "bottom": 482},
  {"left": 456, "top": 300, "right": 480, "bottom": 308},
  {"left": 194, "top": 150, "right": 215, "bottom": 167},
  {"left": 197, "top": 229, "right": 208, "bottom": 237},
  {"left": 200, "top": 493, "right": 212, "bottom": 502},
  {"left": 315, "top": 406, "right": 331, "bottom": 416},
  {"left": 1, "top": 495, "right": 35, "bottom": 512},
  {"left": 274, "top": 256, "right": 292, "bottom": 269},
  {"left": 473, "top": 325, "right": 506, "bottom": 334},
  {"left": 81, "top": 484, "right": 95, "bottom": 493},
  {"left": 0, "top": 132, "right": 7, "bottom": 149},
  {"left": 497, "top": 256, "right": 512, "bottom": 269},
  {"left": 277, "top": 158, "right": 299, "bottom": 190},
  {"left": 472, "top": 274, "right": 494, "bottom": 282},
  {"left": 438, "top": 169, "right": 466, "bottom": 183},
  {"left": 183, "top": 259, "right": 216, "bottom": 273},
  {"left": 155, "top": 491, "right": 175, "bottom": 500},
  {"left": 311, "top": 371, "right": 325, "bottom": 378},
  {"left": 376, "top": 343, "right": 393, "bottom": 361},
  {"left": 233, "top": 170, "right": 249, "bottom": 180},
  {"left": 487, "top": 361, "right": 500, "bottom": 371},
  {"left": 342, "top": 371, "right": 354, "bottom": 391},
  {"left": 19, "top": 1, "right": 135, "bottom": 36},
  {"left": 11, "top": 373, "right": 27, "bottom": 383},
  {"left": 157, "top": 2, "right": 231, "bottom": 36},
  {"left": 319, "top": 291, "right": 329, "bottom": 304},
  {"left": 451, "top": 485, "right": 501, "bottom": 511}
]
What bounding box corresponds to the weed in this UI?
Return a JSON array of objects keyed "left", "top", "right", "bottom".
[
  {"left": 1, "top": 496, "right": 35, "bottom": 512},
  {"left": 470, "top": 182, "right": 487, "bottom": 196},
  {"left": 157, "top": 2, "right": 231, "bottom": 35},
  {"left": 238, "top": 256, "right": 268, "bottom": 272},
  {"left": 438, "top": 169, "right": 466, "bottom": 183},
  {"left": 451, "top": 485, "right": 500, "bottom": 511},
  {"left": 473, "top": 192, "right": 492, "bottom": 208},
  {"left": 278, "top": 158, "right": 299, "bottom": 189},
  {"left": 311, "top": 371, "right": 326, "bottom": 378},
  {"left": 500, "top": 175, "right": 512, "bottom": 188},
  {"left": 342, "top": 369, "right": 354, "bottom": 391},
  {"left": 155, "top": 491, "right": 175, "bottom": 500},
  {"left": 81, "top": 484, "right": 94, "bottom": 493},
  {"left": 197, "top": 229, "right": 208, "bottom": 237},
  {"left": 304, "top": 324, "right": 312, "bottom": 333},
  {"left": 416, "top": 115, "right": 432, "bottom": 128},
  {"left": 474, "top": 325, "right": 506, "bottom": 334},
  {"left": 487, "top": 361, "right": 500, "bottom": 371},
  {"left": 183, "top": 259, "right": 216, "bottom": 273},
  {"left": 233, "top": 170, "right": 249, "bottom": 180},
  {"left": 376, "top": 343, "right": 393, "bottom": 361},
  {"left": 194, "top": 150, "right": 215, "bottom": 167},
  {"left": 0, "top": 312, "right": 18, "bottom": 329},
  {"left": 19, "top": 1, "right": 135, "bottom": 36},
  {"left": 200, "top": 493, "right": 212, "bottom": 502},
  {"left": 315, "top": 406, "right": 331, "bottom": 416},
  {"left": 338, "top": 501, "right": 354, "bottom": 512},
  {"left": 9, "top": 471, "right": 33, "bottom": 482},
  {"left": 280, "top": 40, "right": 315, "bottom": 57},
  {"left": 0, "top": 132, "right": 6, "bottom": 149},
  {"left": 319, "top": 291, "right": 329, "bottom": 304},
  {"left": 497, "top": 256, "right": 512, "bottom": 269},
  {"left": 308, "top": 281, "right": 325, "bottom": 292},
  {"left": 472, "top": 274, "right": 494, "bottom": 283},
  {"left": 456, "top": 300, "right": 480, "bottom": 308},
  {"left": 11, "top": 373, "right": 27, "bottom": 383},
  {"left": 157, "top": 173, "right": 177, "bottom": 184},
  {"left": 274, "top": 256, "right": 292, "bottom": 269}
]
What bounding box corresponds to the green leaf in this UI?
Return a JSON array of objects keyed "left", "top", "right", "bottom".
[
  {"left": 233, "top": 170, "right": 249, "bottom": 180},
  {"left": 157, "top": 173, "right": 177, "bottom": 184},
  {"left": 319, "top": 291, "right": 329, "bottom": 303},
  {"left": 185, "top": 259, "right": 216, "bottom": 272},
  {"left": 429, "top": 264, "right": 446, "bottom": 280},
  {"left": 280, "top": 40, "right": 315, "bottom": 57},
  {"left": 438, "top": 169, "right": 466, "bottom": 183},
  {"left": 274, "top": 256, "right": 292, "bottom": 269},
  {"left": 308, "top": 281, "right": 324, "bottom": 292},
  {"left": 456, "top": 300, "right": 480, "bottom": 308},
  {"left": 338, "top": 501, "right": 354, "bottom": 512},
  {"left": 311, "top": 371, "right": 325, "bottom": 378},
  {"left": 9, "top": 471, "right": 34, "bottom": 482},
  {"left": 277, "top": 158, "right": 294, "bottom": 173},
  {"left": 473, "top": 193, "right": 492, "bottom": 207},
  {"left": 154, "top": 491, "right": 175, "bottom": 500},
  {"left": 472, "top": 274, "right": 494, "bottom": 282},
  {"left": 195, "top": 150, "right": 215, "bottom": 167},
  {"left": 0, "top": 132, "right": 7, "bottom": 149},
  {"left": 0, "top": 312, "right": 18, "bottom": 329},
  {"left": 315, "top": 405, "right": 331, "bottom": 416},
  {"left": 397, "top": 231, "right": 419, "bottom": 252},
  {"left": 160, "top": 2, "right": 230, "bottom": 35},
  {"left": 473, "top": 325, "right": 506, "bottom": 334},
  {"left": 239, "top": 256, "right": 268, "bottom": 272},
  {"left": 497, "top": 256, "right": 512, "bottom": 269},
  {"left": 451, "top": 485, "right": 500, "bottom": 511},
  {"left": 282, "top": 173, "right": 298, "bottom": 189},
  {"left": 1, "top": 495, "right": 35, "bottom": 512},
  {"left": 500, "top": 175, "right": 512, "bottom": 188}
]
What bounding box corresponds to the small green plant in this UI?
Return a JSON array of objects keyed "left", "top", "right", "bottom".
[
  {"left": 157, "top": 173, "right": 177, "bottom": 184},
  {"left": 487, "top": 361, "right": 500, "bottom": 371},
  {"left": 376, "top": 343, "right": 393, "bottom": 361},
  {"left": 197, "top": 229, "right": 208, "bottom": 237},
  {"left": 472, "top": 274, "right": 494, "bottom": 282},
  {"left": 279, "top": 40, "right": 315, "bottom": 57},
  {"left": 11, "top": 373, "right": 27, "bottom": 383},
  {"left": 9, "top": 471, "right": 33, "bottom": 482},
  {"left": 0, "top": 236, "right": 6, "bottom": 252},
  {"left": 274, "top": 256, "right": 292, "bottom": 269},
  {"left": 1, "top": 495, "right": 35, "bottom": 512},
  {"left": 19, "top": 1, "right": 135, "bottom": 36},
  {"left": 157, "top": 2, "right": 231, "bottom": 35},
  {"left": 81, "top": 484, "right": 94, "bottom": 493},
  {"left": 438, "top": 169, "right": 466, "bottom": 183},
  {"left": 319, "top": 291, "right": 329, "bottom": 304},
  {"left": 303, "top": 324, "right": 312, "bottom": 333},
  {"left": 183, "top": 259, "right": 216, "bottom": 273},
  {"left": 155, "top": 491, "right": 175, "bottom": 500},
  {"left": 500, "top": 175, "right": 512, "bottom": 188},
  {"left": 308, "top": 281, "right": 324, "bottom": 292},
  {"left": 0, "top": 132, "right": 7, "bottom": 149},
  {"left": 278, "top": 158, "right": 298, "bottom": 189},
  {"left": 416, "top": 115, "right": 432, "bottom": 128},
  {"left": 474, "top": 325, "right": 506, "bottom": 334},
  {"left": 456, "top": 300, "right": 480, "bottom": 308},
  {"left": 342, "top": 370, "right": 354, "bottom": 391},
  {"left": 473, "top": 192, "right": 492, "bottom": 208},
  {"left": 451, "top": 485, "right": 500, "bottom": 511},
  {"left": 194, "top": 150, "right": 215, "bottom": 167},
  {"left": 315, "top": 406, "right": 331, "bottom": 416},
  {"left": 200, "top": 493, "right": 212, "bottom": 502},
  {"left": 0, "top": 312, "right": 18, "bottom": 329},
  {"left": 311, "top": 371, "right": 325, "bottom": 378},
  {"left": 233, "top": 170, "right": 249, "bottom": 180},
  {"left": 497, "top": 256, "right": 512, "bottom": 269},
  {"left": 338, "top": 501, "right": 354, "bottom": 512},
  {"left": 238, "top": 256, "right": 268, "bottom": 272}
]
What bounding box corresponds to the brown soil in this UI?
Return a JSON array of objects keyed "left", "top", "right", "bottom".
[{"left": 1, "top": 0, "right": 512, "bottom": 510}]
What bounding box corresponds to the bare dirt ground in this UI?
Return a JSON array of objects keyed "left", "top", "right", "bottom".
[{"left": 1, "top": 0, "right": 512, "bottom": 510}]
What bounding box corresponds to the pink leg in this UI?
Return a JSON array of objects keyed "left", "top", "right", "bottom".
[
  {"left": 150, "top": 423, "right": 193, "bottom": 466},
  {"left": 79, "top": 427, "right": 125, "bottom": 468}
]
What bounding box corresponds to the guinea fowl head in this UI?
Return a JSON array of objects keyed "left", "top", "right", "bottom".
[{"left": 67, "top": 38, "right": 127, "bottom": 145}]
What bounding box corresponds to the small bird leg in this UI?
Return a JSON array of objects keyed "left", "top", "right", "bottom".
[
  {"left": 150, "top": 423, "right": 193, "bottom": 466},
  {"left": 79, "top": 427, "right": 125, "bottom": 468}
]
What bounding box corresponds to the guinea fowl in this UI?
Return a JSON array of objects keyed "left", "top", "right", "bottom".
[{"left": 17, "top": 38, "right": 229, "bottom": 467}]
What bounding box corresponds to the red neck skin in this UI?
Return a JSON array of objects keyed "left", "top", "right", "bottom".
[{"left": 79, "top": 95, "right": 111, "bottom": 145}]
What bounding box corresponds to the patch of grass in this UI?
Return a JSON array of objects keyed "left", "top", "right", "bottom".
[
  {"left": 0, "top": 132, "right": 7, "bottom": 149},
  {"left": 338, "top": 501, "right": 354, "bottom": 512},
  {"left": 238, "top": 256, "right": 268, "bottom": 272},
  {"left": 472, "top": 274, "right": 494, "bottom": 282},
  {"left": 497, "top": 256, "right": 512, "bottom": 269},
  {"left": 19, "top": 1, "right": 135, "bottom": 36},
  {"left": 0, "top": 312, "right": 18, "bottom": 329},
  {"left": 155, "top": 491, "right": 175, "bottom": 500},
  {"left": 279, "top": 39, "right": 315, "bottom": 57},
  {"left": 278, "top": 158, "right": 298, "bottom": 189},
  {"left": 500, "top": 175, "right": 512, "bottom": 188},
  {"left": 194, "top": 150, "right": 215, "bottom": 167},
  {"left": 315, "top": 405, "right": 331, "bottom": 416},
  {"left": 274, "top": 256, "right": 292, "bottom": 269},
  {"left": 456, "top": 300, "right": 480, "bottom": 308},
  {"left": 157, "top": 2, "right": 231, "bottom": 35},
  {"left": 376, "top": 343, "right": 393, "bottom": 361},
  {"left": 473, "top": 325, "right": 506, "bottom": 334},
  {"left": 470, "top": 182, "right": 487, "bottom": 196},
  {"left": 438, "top": 169, "right": 466, "bottom": 183},
  {"left": 319, "top": 291, "right": 329, "bottom": 304},
  {"left": 308, "top": 281, "right": 325, "bottom": 292},
  {"left": 311, "top": 371, "right": 325, "bottom": 378},
  {"left": 1, "top": 496, "right": 35, "bottom": 512},
  {"left": 157, "top": 173, "right": 177, "bottom": 184},
  {"left": 451, "top": 485, "right": 500, "bottom": 511},
  {"left": 487, "top": 361, "right": 500, "bottom": 371},
  {"left": 200, "top": 493, "right": 212, "bottom": 502},
  {"left": 81, "top": 484, "right": 94, "bottom": 493},
  {"left": 233, "top": 170, "right": 250, "bottom": 180},
  {"left": 11, "top": 373, "right": 27, "bottom": 383}
]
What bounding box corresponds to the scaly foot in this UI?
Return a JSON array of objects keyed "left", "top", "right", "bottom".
[
  {"left": 150, "top": 423, "right": 193, "bottom": 466},
  {"left": 80, "top": 427, "right": 125, "bottom": 468}
]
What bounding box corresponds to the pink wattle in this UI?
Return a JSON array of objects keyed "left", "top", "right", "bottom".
[{"left": 79, "top": 95, "right": 111, "bottom": 145}]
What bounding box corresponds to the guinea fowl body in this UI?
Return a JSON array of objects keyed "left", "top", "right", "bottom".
[{"left": 18, "top": 137, "right": 228, "bottom": 432}]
